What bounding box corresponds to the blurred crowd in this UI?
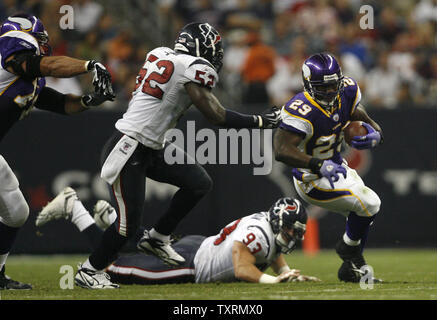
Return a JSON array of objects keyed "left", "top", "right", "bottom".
[{"left": 1, "top": 0, "right": 437, "bottom": 110}]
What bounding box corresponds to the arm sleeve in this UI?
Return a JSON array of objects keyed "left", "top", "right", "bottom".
[{"left": 34, "top": 87, "right": 67, "bottom": 115}]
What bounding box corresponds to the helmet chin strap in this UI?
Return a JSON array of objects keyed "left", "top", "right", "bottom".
[{"left": 276, "top": 233, "right": 296, "bottom": 254}]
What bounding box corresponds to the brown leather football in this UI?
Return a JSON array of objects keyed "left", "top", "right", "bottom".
[{"left": 343, "top": 121, "right": 368, "bottom": 145}]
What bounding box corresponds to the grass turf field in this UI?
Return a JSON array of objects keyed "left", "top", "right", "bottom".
[{"left": 1, "top": 249, "right": 437, "bottom": 300}]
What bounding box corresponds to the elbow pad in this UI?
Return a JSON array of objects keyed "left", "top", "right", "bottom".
[{"left": 4, "top": 51, "right": 43, "bottom": 81}]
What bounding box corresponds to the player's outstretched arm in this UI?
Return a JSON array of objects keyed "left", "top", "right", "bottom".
[
  {"left": 5, "top": 52, "right": 115, "bottom": 99},
  {"left": 34, "top": 87, "right": 112, "bottom": 115},
  {"left": 185, "top": 82, "right": 280, "bottom": 129}
]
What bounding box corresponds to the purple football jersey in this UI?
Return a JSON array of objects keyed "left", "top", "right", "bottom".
[
  {"left": 279, "top": 77, "right": 361, "bottom": 180},
  {"left": 0, "top": 31, "right": 45, "bottom": 140}
]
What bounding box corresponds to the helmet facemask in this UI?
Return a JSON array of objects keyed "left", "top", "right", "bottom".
[{"left": 269, "top": 198, "right": 307, "bottom": 254}]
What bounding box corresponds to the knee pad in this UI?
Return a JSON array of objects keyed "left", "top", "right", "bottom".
[
  {"left": 356, "top": 187, "right": 381, "bottom": 217},
  {"left": 0, "top": 189, "right": 29, "bottom": 228},
  {"left": 0, "top": 156, "right": 19, "bottom": 192}
]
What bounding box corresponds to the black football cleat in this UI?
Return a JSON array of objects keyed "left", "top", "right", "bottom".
[
  {"left": 335, "top": 239, "right": 383, "bottom": 283},
  {"left": 0, "top": 266, "right": 32, "bottom": 290}
]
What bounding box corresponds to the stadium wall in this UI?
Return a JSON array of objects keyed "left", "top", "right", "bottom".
[{"left": 2, "top": 108, "right": 436, "bottom": 254}]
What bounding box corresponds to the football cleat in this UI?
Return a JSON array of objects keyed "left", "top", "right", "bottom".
[
  {"left": 36, "top": 187, "right": 78, "bottom": 227},
  {"left": 335, "top": 239, "right": 383, "bottom": 283},
  {"left": 75, "top": 264, "right": 119, "bottom": 289},
  {"left": 0, "top": 266, "right": 32, "bottom": 290},
  {"left": 93, "top": 200, "right": 117, "bottom": 230},
  {"left": 137, "top": 230, "right": 185, "bottom": 266},
  {"left": 338, "top": 261, "right": 383, "bottom": 283}
]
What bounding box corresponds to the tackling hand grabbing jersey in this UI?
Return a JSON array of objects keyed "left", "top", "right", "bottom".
[
  {"left": 0, "top": 13, "right": 114, "bottom": 290},
  {"left": 36, "top": 190, "right": 319, "bottom": 288}
]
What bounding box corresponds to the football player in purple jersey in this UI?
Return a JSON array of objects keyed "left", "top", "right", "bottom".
[
  {"left": 0, "top": 13, "right": 114, "bottom": 289},
  {"left": 274, "top": 53, "right": 384, "bottom": 283}
]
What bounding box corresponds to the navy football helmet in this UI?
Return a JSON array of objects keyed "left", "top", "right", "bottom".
[
  {"left": 0, "top": 13, "right": 51, "bottom": 55},
  {"left": 302, "top": 53, "right": 343, "bottom": 110},
  {"left": 174, "top": 22, "right": 224, "bottom": 72},
  {"left": 269, "top": 198, "right": 307, "bottom": 254}
]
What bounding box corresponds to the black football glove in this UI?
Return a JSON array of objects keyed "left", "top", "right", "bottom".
[
  {"left": 257, "top": 106, "right": 281, "bottom": 129},
  {"left": 81, "top": 92, "right": 113, "bottom": 108},
  {"left": 87, "top": 60, "right": 115, "bottom": 100}
]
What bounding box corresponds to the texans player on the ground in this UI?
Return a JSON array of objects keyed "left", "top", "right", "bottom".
[
  {"left": 0, "top": 13, "right": 114, "bottom": 290},
  {"left": 37, "top": 22, "right": 281, "bottom": 289},
  {"left": 37, "top": 193, "right": 319, "bottom": 287},
  {"left": 273, "top": 53, "right": 384, "bottom": 283}
]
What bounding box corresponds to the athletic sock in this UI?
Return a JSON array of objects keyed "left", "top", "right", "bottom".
[
  {"left": 345, "top": 212, "right": 375, "bottom": 244},
  {"left": 81, "top": 223, "right": 104, "bottom": 250},
  {"left": 154, "top": 189, "right": 205, "bottom": 235},
  {"left": 88, "top": 223, "right": 128, "bottom": 270},
  {"left": 0, "top": 222, "right": 19, "bottom": 255},
  {"left": 149, "top": 228, "right": 170, "bottom": 242},
  {"left": 71, "top": 200, "right": 95, "bottom": 232}
]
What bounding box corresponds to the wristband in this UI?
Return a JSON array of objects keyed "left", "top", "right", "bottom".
[
  {"left": 308, "top": 157, "right": 323, "bottom": 174},
  {"left": 278, "top": 265, "right": 291, "bottom": 275},
  {"left": 258, "top": 274, "right": 277, "bottom": 284}
]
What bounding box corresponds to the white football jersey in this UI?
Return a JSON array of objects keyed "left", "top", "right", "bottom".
[
  {"left": 194, "top": 212, "right": 280, "bottom": 283},
  {"left": 115, "top": 47, "right": 219, "bottom": 150}
]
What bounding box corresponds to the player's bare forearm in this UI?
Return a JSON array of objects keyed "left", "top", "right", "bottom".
[
  {"left": 64, "top": 94, "right": 88, "bottom": 114},
  {"left": 40, "top": 56, "right": 88, "bottom": 78},
  {"left": 232, "top": 241, "right": 264, "bottom": 283},
  {"left": 274, "top": 128, "right": 312, "bottom": 168},
  {"left": 185, "top": 82, "right": 226, "bottom": 125},
  {"left": 351, "top": 104, "right": 383, "bottom": 134},
  {"left": 271, "top": 255, "right": 289, "bottom": 275}
]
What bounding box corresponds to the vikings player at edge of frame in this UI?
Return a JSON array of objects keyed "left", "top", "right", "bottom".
[
  {"left": 0, "top": 13, "right": 114, "bottom": 290},
  {"left": 273, "top": 53, "right": 384, "bottom": 283}
]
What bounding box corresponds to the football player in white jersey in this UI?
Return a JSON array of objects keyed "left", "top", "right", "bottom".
[
  {"left": 37, "top": 22, "right": 281, "bottom": 289},
  {"left": 37, "top": 192, "right": 319, "bottom": 287},
  {"left": 0, "top": 13, "right": 114, "bottom": 290}
]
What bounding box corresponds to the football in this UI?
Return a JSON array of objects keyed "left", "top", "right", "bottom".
[{"left": 343, "top": 121, "right": 368, "bottom": 145}]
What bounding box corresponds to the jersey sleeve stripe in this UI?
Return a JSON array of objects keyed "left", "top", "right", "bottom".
[
  {"left": 279, "top": 122, "right": 306, "bottom": 137},
  {"left": 189, "top": 58, "right": 214, "bottom": 69},
  {"left": 282, "top": 109, "right": 314, "bottom": 136}
]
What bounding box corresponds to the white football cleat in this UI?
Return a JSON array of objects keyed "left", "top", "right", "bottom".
[
  {"left": 36, "top": 187, "right": 78, "bottom": 227},
  {"left": 75, "top": 264, "right": 119, "bottom": 289},
  {"left": 137, "top": 230, "right": 185, "bottom": 266},
  {"left": 93, "top": 200, "right": 117, "bottom": 230}
]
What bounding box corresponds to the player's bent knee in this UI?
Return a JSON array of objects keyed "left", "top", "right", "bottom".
[
  {"left": 361, "top": 190, "right": 381, "bottom": 216},
  {"left": 1, "top": 190, "right": 29, "bottom": 228},
  {"left": 191, "top": 174, "right": 213, "bottom": 197}
]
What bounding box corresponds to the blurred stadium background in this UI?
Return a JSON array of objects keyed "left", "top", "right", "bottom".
[{"left": 1, "top": 0, "right": 437, "bottom": 255}]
